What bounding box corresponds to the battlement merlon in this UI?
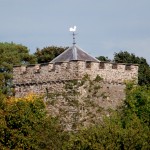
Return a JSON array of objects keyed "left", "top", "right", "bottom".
[{"left": 13, "top": 61, "right": 138, "bottom": 85}]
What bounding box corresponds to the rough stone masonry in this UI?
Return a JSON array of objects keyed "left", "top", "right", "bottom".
[{"left": 13, "top": 45, "right": 138, "bottom": 130}]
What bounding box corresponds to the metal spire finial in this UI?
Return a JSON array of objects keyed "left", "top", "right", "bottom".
[
  {"left": 72, "top": 32, "right": 76, "bottom": 45},
  {"left": 69, "top": 26, "right": 77, "bottom": 45}
]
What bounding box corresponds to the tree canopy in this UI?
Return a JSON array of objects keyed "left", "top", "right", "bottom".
[
  {"left": 34, "top": 46, "right": 68, "bottom": 63},
  {"left": 0, "top": 93, "right": 63, "bottom": 149},
  {"left": 0, "top": 42, "right": 36, "bottom": 94},
  {"left": 96, "top": 56, "right": 110, "bottom": 62}
]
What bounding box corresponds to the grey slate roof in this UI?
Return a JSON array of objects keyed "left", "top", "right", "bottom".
[{"left": 50, "top": 45, "right": 99, "bottom": 63}]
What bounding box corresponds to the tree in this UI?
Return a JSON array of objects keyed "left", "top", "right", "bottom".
[
  {"left": 113, "top": 51, "right": 150, "bottom": 85},
  {"left": 34, "top": 46, "right": 68, "bottom": 63},
  {"left": 0, "top": 94, "right": 63, "bottom": 149},
  {"left": 96, "top": 56, "right": 111, "bottom": 62},
  {"left": 0, "top": 42, "right": 36, "bottom": 94},
  {"left": 63, "top": 113, "right": 149, "bottom": 150},
  {"left": 124, "top": 82, "right": 150, "bottom": 126}
]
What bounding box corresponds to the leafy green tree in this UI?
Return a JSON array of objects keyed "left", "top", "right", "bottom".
[
  {"left": 0, "top": 42, "right": 36, "bottom": 94},
  {"left": 63, "top": 113, "right": 149, "bottom": 150},
  {"left": 96, "top": 56, "right": 111, "bottom": 62},
  {"left": 0, "top": 94, "right": 63, "bottom": 149},
  {"left": 114, "top": 51, "right": 150, "bottom": 85},
  {"left": 34, "top": 46, "right": 68, "bottom": 63},
  {"left": 124, "top": 82, "right": 150, "bottom": 126}
]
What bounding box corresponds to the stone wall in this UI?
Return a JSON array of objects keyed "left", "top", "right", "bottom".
[
  {"left": 13, "top": 61, "right": 138, "bottom": 130},
  {"left": 45, "top": 79, "right": 126, "bottom": 130},
  {"left": 13, "top": 61, "right": 138, "bottom": 97}
]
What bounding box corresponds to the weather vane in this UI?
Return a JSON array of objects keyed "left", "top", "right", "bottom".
[{"left": 69, "top": 26, "right": 77, "bottom": 45}]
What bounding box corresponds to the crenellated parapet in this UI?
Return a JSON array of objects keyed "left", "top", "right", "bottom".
[
  {"left": 13, "top": 61, "right": 80, "bottom": 86},
  {"left": 13, "top": 61, "right": 138, "bottom": 86},
  {"left": 83, "top": 61, "right": 138, "bottom": 83}
]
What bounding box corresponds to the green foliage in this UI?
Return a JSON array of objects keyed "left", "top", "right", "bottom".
[
  {"left": 114, "top": 51, "right": 140, "bottom": 63},
  {"left": 114, "top": 51, "right": 150, "bottom": 85},
  {"left": 124, "top": 83, "right": 150, "bottom": 126},
  {"left": 63, "top": 113, "right": 149, "bottom": 150},
  {"left": 94, "top": 75, "right": 103, "bottom": 82},
  {"left": 34, "top": 46, "right": 68, "bottom": 63},
  {"left": 0, "top": 42, "right": 36, "bottom": 95},
  {"left": 0, "top": 95, "right": 63, "bottom": 149},
  {"left": 96, "top": 56, "right": 110, "bottom": 62}
]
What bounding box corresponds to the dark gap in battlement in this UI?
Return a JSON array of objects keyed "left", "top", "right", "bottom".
[
  {"left": 112, "top": 63, "right": 118, "bottom": 69},
  {"left": 99, "top": 62, "right": 105, "bottom": 69},
  {"left": 86, "top": 62, "right": 91, "bottom": 68},
  {"left": 125, "top": 64, "right": 131, "bottom": 70}
]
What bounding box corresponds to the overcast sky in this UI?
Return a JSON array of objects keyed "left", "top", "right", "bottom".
[{"left": 0, "top": 0, "right": 150, "bottom": 63}]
